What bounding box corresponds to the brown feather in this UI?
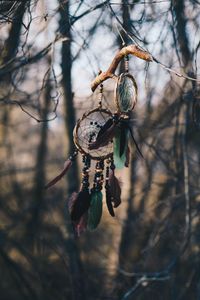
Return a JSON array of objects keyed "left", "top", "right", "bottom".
[
  {"left": 68, "top": 192, "right": 78, "bottom": 213},
  {"left": 106, "top": 187, "right": 115, "bottom": 217},
  {"left": 45, "top": 159, "right": 72, "bottom": 189},
  {"left": 74, "top": 213, "right": 88, "bottom": 237},
  {"left": 70, "top": 190, "right": 91, "bottom": 222},
  {"left": 88, "top": 123, "right": 117, "bottom": 150},
  {"left": 108, "top": 169, "right": 121, "bottom": 208},
  {"left": 68, "top": 193, "right": 88, "bottom": 236}
]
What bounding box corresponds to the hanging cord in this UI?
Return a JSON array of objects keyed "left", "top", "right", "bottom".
[
  {"left": 105, "top": 160, "right": 110, "bottom": 189},
  {"left": 97, "top": 70, "right": 103, "bottom": 108},
  {"left": 99, "top": 83, "right": 103, "bottom": 108},
  {"left": 116, "top": 25, "right": 129, "bottom": 74},
  {"left": 81, "top": 155, "right": 91, "bottom": 191},
  {"left": 105, "top": 158, "right": 115, "bottom": 217},
  {"left": 124, "top": 54, "right": 129, "bottom": 73},
  {"left": 116, "top": 23, "right": 126, "bottom": 47},
  {"left": 92, "top": 160, "right": 104, "bottom": 192}
]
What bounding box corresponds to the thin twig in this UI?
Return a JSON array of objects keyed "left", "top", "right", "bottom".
[
  {"left": 121, "top": 275, "right": 170, "bottom": 300},
  {"left": 181, "top": 102, "right": 191, "bottom": 252},
  {"left": 5, "top": 100, "right": 57, "bottom": 123},
  {"left": 152, "top": 57, "right": 199, "bottom": 82}
]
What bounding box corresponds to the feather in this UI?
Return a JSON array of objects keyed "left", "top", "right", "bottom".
[
  {"left": 97, "top": 118, "right": 113, "bottom": 139},
  {"left": 68, "top": 192, "right": 78, "bottom": 213},
  {"left": 68, "top": 193, "right": 88, "bottom": 236},
  {"left": 128, "top": 127, "right": 144, "bottom": 158},
  {"left": 113, "top": 128, "right": 127, "bottom": 169},
  {"left": 106, "top": 187, "right": 115, "bottom": 217},
  {"left": 119, "top": 122, "right": 128, "bottom": 157},
  {"left": 108, "top": 169, "right": 121, "bottom": 208},
  {"left": 45, "top": 159, "right": 72, "bottom": 189},
  {"left": 88, "top": 123, "right": 117, "bottom": 150},
  {"left": 74, "top": 213, "right": 88, "bottom": 237},
  {"left": 70, "top": 190, "right": 91, "bottom": 222},
  {"left": 87, "top": 190, "right": 103, "bottom": 230}
]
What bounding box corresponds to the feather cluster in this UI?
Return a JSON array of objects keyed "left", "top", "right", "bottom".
[{"left": 68, "top": 189, "right": 104, "bottom": 234}]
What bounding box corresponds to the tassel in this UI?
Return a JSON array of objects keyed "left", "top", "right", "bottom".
[
  {"left": 89, "top": 123, "right": 117, "bottom": 150},
  {"left": 45, "top": 159, "right": 73, "bottom": 189},
  {"left": 108, "top": 169, "right": 121, "bottom": 208},
  {"left": 70, "top": 189, "right": 91, "bottom": 222},
  {"left": 87, "top": 190, "right": 103, "bottom": 230},
  {"left": 106, "top": 187, "right": 115, "bottom": 217}
]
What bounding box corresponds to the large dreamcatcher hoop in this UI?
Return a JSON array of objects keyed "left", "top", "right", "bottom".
[{"left": 73, "top": 107, "right": 113, "bottom": 160}]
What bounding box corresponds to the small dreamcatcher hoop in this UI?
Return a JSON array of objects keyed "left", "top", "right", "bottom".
[
  {"left": 114, "top": 54, "right": 137, "bottom": 114},
  {"left": 114, "top": 72, "right": 137, "bottom": 113},
  {"left": 73, "top": 107, "right": 113, "bottom": 160}
]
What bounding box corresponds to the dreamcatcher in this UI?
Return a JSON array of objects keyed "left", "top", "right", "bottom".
[
  {"left": 46, "top": 85, "right": 122, "bottom": 235},
  {"left": 46, "top": 44, "right": 153, "bottom": 235}
]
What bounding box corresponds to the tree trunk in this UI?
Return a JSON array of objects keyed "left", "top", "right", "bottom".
[
  {"left": 59, "top": 2, "right": 86, "bottom": 300},
  {"left": 115, "top": 1, "right": 139, "bottom": 297},
  {"left": 59, "top": 0, "right": 79, "bottom": 194},
  {"left": 26, "top": 57, "right": 51, "bottom": 249},
  {"left": 0, "top": 0, "right": 28, "bottom": 158},
  {"left": 2, "top": 1, "right": 27, "bottom": 64}
]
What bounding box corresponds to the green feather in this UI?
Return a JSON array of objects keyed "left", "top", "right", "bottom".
[
  {"left": 87, "top": 191, "right": 103, "bottom": 230},
  {"left": 114, "top": 128, "right": 129, "bottom": 169}
]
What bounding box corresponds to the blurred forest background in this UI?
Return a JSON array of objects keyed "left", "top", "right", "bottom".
[{"left": 0, "top": 0, "right": 200, "bottom": 299}]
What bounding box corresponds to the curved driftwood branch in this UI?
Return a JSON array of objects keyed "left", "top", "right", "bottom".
[{"left": 91, "top": 44, "right": 153, "bottom": 92}]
